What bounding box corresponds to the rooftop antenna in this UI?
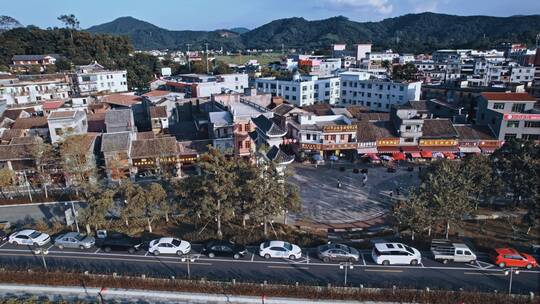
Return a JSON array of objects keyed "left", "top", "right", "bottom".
[{"left": 186, "top": 43, "right": 192, "bottom": 72}]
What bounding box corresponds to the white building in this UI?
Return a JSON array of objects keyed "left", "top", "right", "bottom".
[
  {"left": 47, "top": 109, "right": 88, "bottom": 144},
  {"left": 72, "top": 62, "right": 128, "bottom": 96},
  {"left": 166, "top": 73, "right": 248, "bottom": 98},
  {"left": 255, "top": 73, "right": 340, "bottom": 106},
  {"left": 510, "top": 66, "right": 535, "bottom": 83},
  {"left": 355, "top": 44, "right": 372, "bottom": 61},
  {"left": 0, "top": 75, "right": 71, "bottom": 106},
  {"left": 339, "top": 71, "right": 422, "bottom": 111}
]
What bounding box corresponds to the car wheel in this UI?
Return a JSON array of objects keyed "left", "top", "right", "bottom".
[
  {"left": 442, "top": 259, "right": 448, "bottom": 264},
  {"left": 176, "top": 250, "right": 184, "bottom": 256},
  {"left": 128, "top": 248, "right": 135, "bottom": 254},
  {"left": 264, "top": 254, "right": 271, "bottom": 259},
  {"left": 382, "top": 260, "right": 390, "bottom": 266},
  {"left": 104, "top": 247, "right": 111, "bottom": 253},
  {"left": 323, "top": 257, "right": 330, "bottom": 263},
  {"left": 469, "top": 260, "right": 477, "bottom": 265},
  {"left": 233, "top": 254, "right": 240, "bottom": 260},
  {"left": 79, "top": 245, "right": 86, "bottom": 250},
  {"left": 153, "top": 250, "right": 160, "bottom": 256},
  {"left": 526, "top": 264, "right": 533, "bottom": 269},
  {"left": 348, "top": 257, "right": 356, "bottom": 263},
  {"left": 208, "top": 252, "right": 215, "bottom": 258},
  {"left": 410, "top": 259, "right": 418, "bottom": 266},
  {"left": 498, "top": 262, "right": 506, "bottom": 268},
  {"left": 289, "top": 255, "right": 296, "bottom": 260},
  {"left": 57, "top": 244, "right": 64, "bottom": 250}
]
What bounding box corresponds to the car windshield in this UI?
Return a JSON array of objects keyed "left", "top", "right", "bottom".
[
  {"left": 75, "top": 234, "right": 85, "bottom": 241},
  {"left": 283, "top": 242, "right": 292, "bottom": 251},
  {"left": 172, "top": 239, "right": 181, "bottom": 247},
  {"left": 404, "top": 245, "right": 414, "bottom": 254},
  {"left": 29, "top": 231, "right": 41, "bottom": 238}
]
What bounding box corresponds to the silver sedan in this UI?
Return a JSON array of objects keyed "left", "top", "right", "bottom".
[
  {"left": 54, "top": 232, "right": 95, "bottom": 250},
  {"left": 317, "top": 243, "right": 360, "bottom": 263}
]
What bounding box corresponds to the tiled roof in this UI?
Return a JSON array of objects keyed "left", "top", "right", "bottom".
[
  {"left": 454, "top": 125, "right": 496, "bottom": 141},
  {"left": 150, "top": 106, "right": 167, "bottom": 119},
  {"left": 177, "top": 139, "right": 211, "bottom": 155},
  {"left": 272, "top": 104, "right": 295, "bottom": 116},
  {"left": 208, "top": 111, "right": 233, "bottom": 127},
  {"left": 102, "top": 94, "right": 141, "bottom": 107},
  {"left": 0, "top": 144, "right": 34, "bottom": 161},
  {"left": 354, "top": 112, "right": 390, "bottom": 121},
  {"left": 143, "top": 90, "right": 171, "bottom": 97},
  {"left": 12, "top": 116, "right": 48, "bottom": 129},
  {"left": 356, "top": 120, "right": 396, "bottom": 142},
  {"left": 101, "top": 132, "right": 131, "bottom": 153},
  {"left": 12, "top": 54, "right": 57, "bottom": 61},
  {"left": 251, "top": 114, "right": 286, "bottom": 136},
  {"left": 0, "top": 129, "right": 26, "bottom": 142},
  {"left": 481, "top": 92, "right": 536, "bottom": 101},
  {"left": 42, "top": 100, "right": 65, "bottom": 110},
  {"left": 2, "top": 108, "right": 35, "bottom": 121},
  {"left": 9, "top": 136, "right": 41, "bottom": 145},
  {"left": 105, "top": 109, "right": 133, "bottom": 132},
  {"left": 422, "top": 119, "right": 458, "bottom": 138},
  {"left": 87, "top": 112, "right": 106, "bottom": 133},
  {"left": 266, "top": 145, "right": 294, "bottom": 165},
  {"left": 136, "top": 132, "right": 156, "bottom": 140},
  {"left": 302, "top": 103, "right": 333, "bottom": 116},
  {"left": 408, "top": 100, "right": 428, "bottom": 111},
  {"left": 131, "top": 137, "right": 178, "bottom": 158}
]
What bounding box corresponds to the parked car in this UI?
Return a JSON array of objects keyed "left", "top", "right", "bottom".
[
  {"left": 148, "top": 237, "right": 191, "bottom": 256},
  {"left": 430, "top": 239, "right": 477, "bottom": 264},
  {"left": 259, "top": 240, "right": 302, "bottom": 260},
  {"left": 202, "top": 240, "right": 248, "bottom": 259},
  {"left": 54, "top": 232, "right": 95, "bottom": 250},
  {"left": 95, "top": 231, "right": 142, "bottom": 253},
  {"left": 371, "top": 242, "right": 421, "bottom": 265},
  {"left": 490, "top": 248, "right": 537, "bottom": 269},
  {"left": 8, "top": 229, "right": 50, "bottom": 246},
  {"left": 316, "top": 243, "right": 360, "bottom": 263}
]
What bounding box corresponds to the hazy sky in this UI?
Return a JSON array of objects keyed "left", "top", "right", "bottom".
[{"left": 4, "top": 0, "right": 540, "bottom": 30}]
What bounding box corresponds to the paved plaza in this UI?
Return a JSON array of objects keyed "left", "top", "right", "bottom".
[{"left": 288, "top": 162, "right": 421, "bottom": 225}]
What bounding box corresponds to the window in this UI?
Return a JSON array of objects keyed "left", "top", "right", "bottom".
[
  {"left": 523, "top": 134, "right": 540, "bottom": 140},
  {"left": 238, "top": 141, "right": 243, "bottom": 149},
  {"left": 504, "top": 133, "right": 517, "bottom": 140},
  {"left": 511, "top": 103, "right": 525, "bottom": 113},
  {"left": 285, "top": 86, "right": 289, "bottom": 91},
  {"left": 306, "top": 134, "right": 311, "bottom": 140},
  {"left": 292, "top": 87, "right": 296, "bottom": 92},
  {"left": 340, "top": 134, "right": 345, "bottom": 140},
  {"left": 343, "top": 82, "right": 347, "bottom": 87},
  {"left": 330, "top": 135, "right": 336, "bottom": 141},
  {"left": 237, "top": 124, "right": 243, "bottom": 132},
  {"left": 524, "top": 121, "right": 540, "bottom": 128},
  {"left": 506, "top": 120, "right": 520, "bottom": 128},
  {"left": 244, "top": 123, "right": 250, "bottom": 131},
  {"left": 493, "top": 103, "right": 505, "bottom": 109}
]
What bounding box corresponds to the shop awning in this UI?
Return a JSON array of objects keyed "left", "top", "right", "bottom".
[
  {"left": 377, "top": 146, "right": 400, "bottom": 153},
  {"left": 443, "top": 152, "right": 456, "bottom": 159},
  {"left": 400, "top": 146, "right": 420, "bottom": 153},
  {"left": 392, "top": 152, "right": 406, "bottom": 161},
  {"left": 459, "top": 146, "right": 481, "bottom": 153},
  {"left": 357, "top": 147, "right": 378, "bottom": 154},
  {"left": 480, "top": 146, "right": 498, "bottom": 154},
  {"left": 421, "top": 146, "right": 460, "bottom": 153},
  {"left": 409, "top": 152, "right": 422, "bottom": 158},
  {"left": 420, "top": 151, "right": 433, "bottom": 158}
]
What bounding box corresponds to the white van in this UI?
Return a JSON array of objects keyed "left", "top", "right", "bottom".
[{"left": 371, "top": 242, "right": 422, "bottom": 265}]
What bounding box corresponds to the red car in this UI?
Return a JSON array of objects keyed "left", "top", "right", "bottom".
[{"left": 490, "top": 248, "right": 537, "bottom": 269}]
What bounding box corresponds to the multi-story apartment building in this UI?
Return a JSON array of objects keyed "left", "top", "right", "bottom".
[
  {"left": 72, "top": 62, "right": 128, "bottom": 96},
  {"left": 295, "top": 56, "right": 342, "bottom": 77},
  {"left": 476, "top": 92, "right": 540, "bottom": 141},
  {"left": 166, "top": 73, "right": 249, "bottom": 98},
  {"left": 255, "top": 73, "right": 340, "bottom": 106},
  {"left": 0, "top": 74, "right": 71, "bottom": 106},
  {"left": 339, "top": 71, "right": 422, "bottom": 111}
]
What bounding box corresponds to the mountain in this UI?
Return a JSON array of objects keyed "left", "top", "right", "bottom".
[
  {"left": 87, "top": 16, "right": 243, "bottom": 50},
  {"left": 86, "top": 13, "right": 540, "bottom": 52},
  {"left": 229, "top": 27, "right": 250, "bottom": 34},
  {"left": 0, "top": 16, "right": 23, "bottom": 31}
]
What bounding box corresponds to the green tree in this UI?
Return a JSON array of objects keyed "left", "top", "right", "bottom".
[
  {"left": 118, "top": 181, "right": 145, "bottom": 229},
  {"left": 393, "top": 190, "right": 433, "bottom": 240},
  {"left": 141, "top": 183, "right": 169, "bottom": 232},
  {"left": 59, "top": 135, "right": 97, "bottom": 198},
  {"left": 392, "top": 62, "right": 418, "bottom": 81},
  {"left": 57, "top": 14, "right": 80, "bottom": 29},
  {"left": 79, "top": 189, "right": 114, "bottom": 233},
  {"left": 461, "top": 154, "right": 503, "bottom": 209},
  {"left": 30, "top": 140, "right": 56, "bottom": 198},
  {"left": 54, "top": 58, "right": 72, "bottom": 71},
  {"left": 177, "top": 148, "right": 238, "bottom": 239},
  {"left": 213, "top": 60, "right": 232, "bottom": 75}
]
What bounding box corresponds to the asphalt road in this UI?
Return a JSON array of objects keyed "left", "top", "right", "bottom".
[{"left": 0, "top": 241, "right": 538, "bottom": 295}]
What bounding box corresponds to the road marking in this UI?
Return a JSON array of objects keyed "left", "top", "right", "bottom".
[
  {"left": 463, "top": 272, "right": 506, "bottom": 276},
  {"left": 94, "top": 248, "right": 100, "bottom": 254},
  {"left": 46, "top": 245, "right": 54, "bottom": 251},
  {"left": 361, "top": 253, "right": 366, "bottom": 266},
  {"left": 0, "top": 242, "right": 7, "bottom": 249},
  {"left": 306, "top": 252, "right": 310, "bottom": 264},
  {"left": 251, "top": 254, "right": 254, "bottom": 262},
  {"left": 420, "top": 261, "right": 425, "bottom": 268},
  {"left": 365, "top": 269, "right": 403, "bottom": 273},
  {"left": 268, "top": 265, "right": 309, "bottom": 270},
  {"left": 144, "top": 252, "right": 149, "bottom": 257}
]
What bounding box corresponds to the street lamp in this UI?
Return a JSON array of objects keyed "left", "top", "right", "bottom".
[
  {"left": 504, "top": 267, "right": 520, "bottom": 295},
  {"left": 339, "top": 262, "right": 354, "bottom": 286},
  {"left": 181, "top": 255, "right": 196, "bottom": 279}
]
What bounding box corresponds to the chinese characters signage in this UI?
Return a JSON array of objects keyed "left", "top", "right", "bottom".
[{"left": 419, "top": 139, "right": 458, "bottom": 146}]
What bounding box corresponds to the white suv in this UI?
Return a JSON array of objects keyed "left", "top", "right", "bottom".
[
  {"left": 259, "top": 241, "right": 302, "bottom": 260},
  {"left": 371, "top": 242, "right": 421, "bottom": 265}
]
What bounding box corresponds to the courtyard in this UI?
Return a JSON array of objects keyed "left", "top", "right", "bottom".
[{"left": 288, "top": 162, "right": 421, "bottom": 226}]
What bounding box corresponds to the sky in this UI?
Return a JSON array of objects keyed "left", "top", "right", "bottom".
[{"left": 3, "top": 0, "right": 540, "bottom": 30}]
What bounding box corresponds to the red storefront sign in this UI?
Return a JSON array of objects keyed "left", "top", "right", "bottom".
[{"left": 503, "top": 114, "right": 540, "bottom": 121}]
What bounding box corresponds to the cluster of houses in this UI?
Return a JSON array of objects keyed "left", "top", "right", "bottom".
[{"left": 1, "top": 43, "right": 539, "bottom": 188}]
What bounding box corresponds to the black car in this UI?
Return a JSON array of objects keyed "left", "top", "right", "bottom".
[
  {"left": 95, "top": 232, "right": 142, "bottom": 253},
  {"left": 201, "top": 240, "right": 248, "bottom": 259}
]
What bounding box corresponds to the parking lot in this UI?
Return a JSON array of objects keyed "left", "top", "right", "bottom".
[{"left": 0, "top": 239, "right": 538, "bottom": 294}]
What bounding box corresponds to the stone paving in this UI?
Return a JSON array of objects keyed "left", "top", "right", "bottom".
[{"left": 288, "top": 162, "right": 421, "bottom": 225}]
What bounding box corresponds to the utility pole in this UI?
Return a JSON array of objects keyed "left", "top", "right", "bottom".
[
  {"left": 23, "top": 171, "right": 32, "bottom": 203},
  {"left": 281, "top": 43, "right": 284, "bottom": 55},
  {"left": 186, "top": 43, "right": 192, "bottom": 72},
  {"left": 205, "top": 43, "right": 209, "bottom": 74}
]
